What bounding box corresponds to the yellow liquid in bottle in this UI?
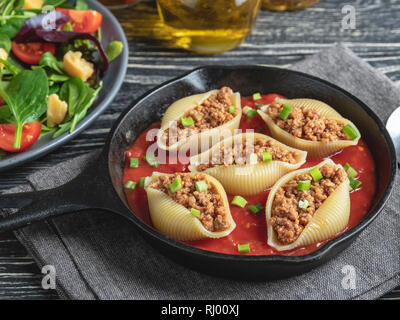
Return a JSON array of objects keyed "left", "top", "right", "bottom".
[{"left": 156, "top": 0, "right": 261, "bottom": 54}]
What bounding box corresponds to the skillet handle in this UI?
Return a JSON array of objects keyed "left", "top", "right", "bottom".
[{"left": 0, "top": 153, "right": 129, "bottom": 233}]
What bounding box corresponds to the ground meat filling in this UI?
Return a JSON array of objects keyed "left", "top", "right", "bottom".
[
  {"left": 269, "top": 164, "right": 347, "bottom": 245},
  {"left": 149, "top": 173, "right": 230, "bottom": 232},
  {"left": 197, "top": 138, "right": 299, "bottom": 171},
  {"left": 162, "top": 87, "right": 237, "bottom": 146},
  {"left": 266, "top": 102, "right": 350, "bottom": 144}
]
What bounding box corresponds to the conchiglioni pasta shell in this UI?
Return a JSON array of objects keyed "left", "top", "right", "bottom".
[
  {"left": 144, "top": 172, "right": 236, "bottom": 241},
  {"left": 157, "top": 89, "right": 242, "bottom": 153},
  {"left": 266, "top": 159, "right": 350, "bottom": 251},
  {"left": 258, "top": 98, "right": 361, "bottom": 158},
  {"left": 188, "top": 133, "right": 307, "bottom": 195}
]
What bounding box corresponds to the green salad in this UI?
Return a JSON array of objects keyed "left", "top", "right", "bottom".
[{"left": 0, "top": 0, "right": 123, "bottom": 153}]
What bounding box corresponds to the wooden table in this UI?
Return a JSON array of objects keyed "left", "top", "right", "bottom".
[{"left": 0, "top": 0, "right": 398, "bottom": 299}]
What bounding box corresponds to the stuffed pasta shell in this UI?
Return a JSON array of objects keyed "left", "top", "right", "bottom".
[
  {"left": 188, "top": 133, "right": 307, "bottom": 195},
  {"left": 144, "top": 172, "right": 236, "bottom": 241},
  {"left": 157, "top": 87, "right": 242, "bottom": 152},
  {"left": 257, "top": 98, "right": 361, "bottom": 158},
  {"left": 266, "top": 159, "right": 350, "bottom": 251}
]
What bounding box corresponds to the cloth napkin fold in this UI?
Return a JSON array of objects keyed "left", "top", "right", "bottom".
[{"left": 2, "top": 44, "right": 399, "bottom": 300}]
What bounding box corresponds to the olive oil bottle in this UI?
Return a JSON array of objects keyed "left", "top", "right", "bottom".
[{"left": 156, "top": 0, "right": 261, "bottom": 54}]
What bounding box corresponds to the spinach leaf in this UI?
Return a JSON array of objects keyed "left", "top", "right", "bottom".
[
  {"left": 0, "top": 105, "right": 13, "bottom": 122},
  {"left": 75, "top": 0, "right": 89, "bottom": 10},
  {"left": 43, "top": 0, "right": 68, "bottom": 6},
  {"left": 39, "top": 52, "right": 64, "bottom": 74},
  {"left": 56, "top": 77, "right": 101, "bottom": 136},
  {"left": 0, "top": 56, "right": 23, "bottom": 75},
  {"left": 0, "top": 17, "right": 26, "bottom": 38},
  {"left": 106, "top": 41, "right": 123, "bottom": 62},
  {"left": 0, "top": 69, "right": 48, "bottom": 148},
  {"left": 0, "top": 34, "right": 11, "bottom": 52}
]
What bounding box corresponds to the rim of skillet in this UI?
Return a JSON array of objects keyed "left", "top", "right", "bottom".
[
  {"left": 107, "top": 65, "right": 397, "bottom": 264},
  {"left": 0, "top": 0, "right": 129, "bottom": 172}
]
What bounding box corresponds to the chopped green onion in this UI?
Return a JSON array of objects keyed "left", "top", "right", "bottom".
[
  {"left": 343, "top": 124, "right": 358, "bottom": 140},
  {"left": 143, "top": 154, "right": 159, "bottom": 167},
  {"left": 298, "top": 199, "right": 309, "bottom": 209},
  {"left": 253, "top": 92, "right": 262, "bottom": 101},
  {"left": 255, "top": 103, "right": 264, "bottom": 107},
  {"left": 343, "top": 163, "right": 358, "bottom": 178},
  {"left": 180, "top": 117, "right": 194, "bottom": 127},
  {"left": 124, "top": 181, "right": 137, "bottom": 190},
  {"left": 139, "top": 177, "right": 147, "bottom": 187},
  {"left": 231, "top": 195, "right": 247, "bottom": 208},
  {"left": 248, "top": 204, "right": 263, "bottom": 215},
  {"left": 242, "top": 106, "right": 252, "bottom": 114},
  {"left": 249, "top": 153, "right": 258, "bottom": 165},
  {"left": 190, "top": 208, "right": 201, "bottom": 217},
  {"left": 238, "top": 243, "right": 250, "bottom": 253},
  {"left": 297, "top": 180, "right": 311, "bottom": 191},
  {"left": 349, "top": 177, "right": 362, "bottom": 190},
  {"left": 130, "top": 157, "right": 139, "bottom": 168},
  {"left": 310, "top": 167, "right": 323, "bottom": 181},
  {"left": 246, "top": 109, "right": 258, "bottom": 119},
  {"left": 279, "top": 104, "right": 292, "bottom": 120},
  {"left": 262, "top": 151, "right": 272, "bottom": 162},
  {"left": 169, "top": 177, "right": 182, "bottom": 193},
  {"left": 228, "top": 105, "right": 235, "bottom": 114},
  {"left": 195, "top": 180, "right": 208, "bottom": 193}
]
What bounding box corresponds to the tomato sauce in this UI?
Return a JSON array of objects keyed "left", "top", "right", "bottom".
[{"left": 123, "top": 94, "right": 376, "bottom": 256}]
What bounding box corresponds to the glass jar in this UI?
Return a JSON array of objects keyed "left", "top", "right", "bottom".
[
  {"left": 156, "top": 0, "right": 261, "bottom": 54},
  {"left": 262, "top": 0, "right": 318, "bottom": 11}
]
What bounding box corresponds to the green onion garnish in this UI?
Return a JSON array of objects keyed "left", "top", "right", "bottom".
[
  {"left": 249, "top": 153, "right": 258, "bottom": 165},
  {"left": 242, "top": 106, "right": 252, "bottom": 114},
  {"left": 139, "top": 177, "right": 147, "bottom": 187},
  {"left": 262, "top": 151, "right": 272, "bottom": 162},
  {"left": 180, "top": 117, "right": 194, "bottom": 127},
  {"left": 349, "top": 177, "right": 362, "bottom": 190},
  {"left": 309, "top": 167, "right": 323, "bottom": 181},
  {"left": 297, "top": 180, "right": 311, "bottom": 191},
  {"left": 279, "top": 104, "right": 292, "bottom": 120},
  {"left": 248, "top": 204, "right": 263, "bottom": 215},
  {"left": 169, "top": 177, "right": 182, "bottom": 193},
  {"left": 253, "top": 92, "right": 262, "bottom": 101},
  {"left": 130, "top": 157, "right": 139, "bottom": 168},
  {"left": 238, "top": 243, "right": 250, "bottom": 253},
  {"left": 343, "top": 163, "right": 358, "bottom": 178},
  {"left": 195, "top": 180, "right": 208, "bottom": 193},
  {"left": 298, "top": 199, "right": 309, "bottom": 209},
  {"left": 124, "top": 181, "right": 137, "bottom": 190},
  {"left": 342, "top": 124, "right": 358, "bottom": 140},
  {"left": 231, "top": 195, "right": 247, "bottom": 208},
  {"left": 143, "top": 154, "right": 159, "bottom": 167},
  {"left": 246, "top": 109, "right": 258, "bottom": 119},
  {"left": 228, "top": 105, "right": 235, "bottom": 114},
  {"left": 190, "top": 208, "right": 201, "bottom": 217},
  {"left": 255, "top": 103, "right": 264, "bottom": 107}
]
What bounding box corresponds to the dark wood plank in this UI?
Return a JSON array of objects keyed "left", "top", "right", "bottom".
[{"left": 0, "top": 0, "right": 398, "bottom": 299}]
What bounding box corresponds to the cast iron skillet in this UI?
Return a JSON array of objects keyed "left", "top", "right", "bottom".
[{"left": 0, "top": 66, "right": 396, "bottom": 280}]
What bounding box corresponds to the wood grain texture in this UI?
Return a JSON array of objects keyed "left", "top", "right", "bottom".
[{"left": 0, "top": 0, "right": 398, "bottom": 300}]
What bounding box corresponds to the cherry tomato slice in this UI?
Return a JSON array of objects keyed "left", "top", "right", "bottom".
[
  {"left": 0, "top": 123, "right": 42, "bottom": 152},
  {"left": 56, "top": 8, "right": 103, "bottom": 33},
  {"left": 11, "top": 42, "right": 56, "bottom": 65}
]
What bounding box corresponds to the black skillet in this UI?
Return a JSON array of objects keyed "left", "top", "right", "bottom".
[{"left": 0, "top": 66, "right": 396, "bottom": 280}]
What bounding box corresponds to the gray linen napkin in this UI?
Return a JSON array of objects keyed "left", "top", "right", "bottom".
[{"left": 2, "top": 44, "right": 399, "bottom": 300}]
